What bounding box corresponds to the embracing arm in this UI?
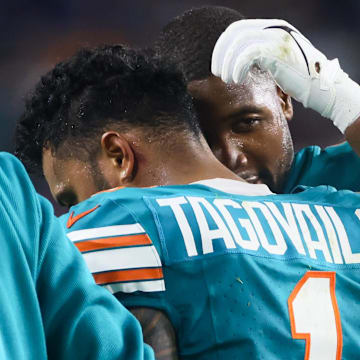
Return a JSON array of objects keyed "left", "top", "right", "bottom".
[
  {"left": 130, "top": 308, "right": 179, "bottom": 360},
  {"left": 37, "top": 200, "right": 154, "bottom": 360}
]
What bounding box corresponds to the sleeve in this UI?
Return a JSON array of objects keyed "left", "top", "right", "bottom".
[
  {"left": 35, "top": 187, "right": 154, "bottom": 359},
  {"left": 283, "top": 142, "right": 360, "bottom": 192},
  {"left": 65, "top": 197, "right": 177, "bottom": 326}
]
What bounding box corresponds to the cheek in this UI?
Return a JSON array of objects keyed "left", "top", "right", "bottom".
[
  {"left": 244, "top": 131, "right": 279, "bottom": 165},
  {"left": 260, "top": 97, "right": 293, "bottom": 162},
  {"left": 260, "top": 124, "right": 294, "bottom": 176},
  {"left": 237, "top": 120, "right": 292, "bottom": 169},
  {"left": 272, "top": 107, "right": 294, "bottom": 163},
  {"left": 263, "top": 131, "right": 287, "bottom": 159}
]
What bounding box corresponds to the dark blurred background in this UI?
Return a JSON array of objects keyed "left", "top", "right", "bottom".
[{"left": 1, "top": 0, "right": 359, "bottom": 214}]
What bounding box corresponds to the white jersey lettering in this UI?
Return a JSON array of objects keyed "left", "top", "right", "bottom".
[
  {"left": 265, "top": 202, "right": 306, "bottom": 255},
  {"left": 315, "top": 205, "right": 343, "bottom": 264},
  {"left": 326, "top": 207, "right": 360, "bottom": 264},
  {"left": 187, "top": 197, "right": 236, "bottom": 254},
  {"left": 292, "top": 204, "right": 333, "bottom": 263},
  {"left": 157, "top": 196, "right": 360, "bottom": 264},
  {"left": 242, "top": 201, "right": 287, "bottom": 255},
  {"left": 157, "top": 196, "right": 198, "bottom": 257},
  {"left": 213, "top": 198, "right": 259, "bottom": 251}
]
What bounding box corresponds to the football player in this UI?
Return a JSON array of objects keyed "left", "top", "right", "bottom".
[
  {"left": 16, "top": 44, "right": 360, "bottom": 359},
  {"left": 154, "top": 6, "right": 360, "bottom": 193},
  {"left": 0, "top": 153, "right": 154, "bottom": 359}
]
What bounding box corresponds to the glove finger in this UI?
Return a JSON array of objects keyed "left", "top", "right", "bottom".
[
  {"left": 212, "top": 28, "right": 233, "bottom": 76},
  {"left": 212, "top": 19, "right": 291, "bottom": 75},
  {"left": 235, "top": 43, "right": 310, "bottom": 103},
  {"left": 260, "top": 19, "right": 302, "bottom": 35},
  {"left": 221, "top": 40, "right": 265, "bottom": 83},
  {"left": 213, "top": 19, "right": 303, "bottom": 78},
  {"left": 226, "top": 19, "right": 298, "bottom": 33},
  {"left": 219, "top": 29, "right": 279, "bottom": 82},
  {"left": 231, "top": 44, "right": 265, "bottom": 84},
  {"left": 232, "top": 38, "right": 304, "bottom": 83}
]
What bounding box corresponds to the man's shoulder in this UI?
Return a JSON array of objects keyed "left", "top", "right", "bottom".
[
  {"left": 0, "top": 152, "right": 43, "bottom": 234},
  {"left": 294, "top": 142, "right": 352, "bottom": 161},
  {"left": 62, "top": 183, "right": 220, "bottom": 245},
  {"left": 284, "top": 142, "right": 360, "bottom": 192},
  {"left": 0, "top": 152, "right": 33, "bottom": 192},
  {"left": 64, "top": 188, "right": 166, "bottom": 295}
]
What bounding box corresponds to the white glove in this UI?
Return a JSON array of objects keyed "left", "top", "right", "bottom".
[{"left": 212, "top": 19, "right": 360, "bottom": 133}]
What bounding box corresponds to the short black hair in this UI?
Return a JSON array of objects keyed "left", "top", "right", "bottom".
[
  {"left": 15, "top": 44, "right": 200, "bottom": 174},
  {"left": 154, "top": 6, "right": 245, "bottom": 82}
]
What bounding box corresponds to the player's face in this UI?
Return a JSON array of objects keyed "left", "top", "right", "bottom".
[
  {"left": 188, "top": 76, "right": 294, "bottom": 193},
  {"left": 42, "top": 148, "right": 108, "bottom": 208}
]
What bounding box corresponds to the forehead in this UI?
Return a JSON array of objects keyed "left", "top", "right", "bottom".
[{"left": 188, "top": 75, "right": 277, "bottom": 118}]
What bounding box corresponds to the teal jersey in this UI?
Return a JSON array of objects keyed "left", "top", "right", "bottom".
[
  {"left": 284, "top": 142, "right": 360, "bottom": 192},
  {"left": 0, "top": 153, "right": 153, "bottom": 360},
  {"left": 63, "top": 178, "right": 360, "bottom": 359}
]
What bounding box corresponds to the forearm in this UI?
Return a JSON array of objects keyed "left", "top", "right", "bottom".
[
  {"left": 131, "top": 307, "right": 179, "bottom": 360},
  {"left": 345, "top": 117, "right": 360, "bottom": 157},
  {"left": 212, "top": 19, "right": 360, "bottom": 143}
]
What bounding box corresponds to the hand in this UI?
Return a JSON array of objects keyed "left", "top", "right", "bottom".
[{"left": 212, "top": 19, "right": 360, "bottom": 133}]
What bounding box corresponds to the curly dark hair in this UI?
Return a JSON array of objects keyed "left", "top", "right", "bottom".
[
  {"left": 154, "top": 6, "right": 245, "bottom": 82},
  {"left": 15, "top": 44, "right": 200, "bottom": 174}
]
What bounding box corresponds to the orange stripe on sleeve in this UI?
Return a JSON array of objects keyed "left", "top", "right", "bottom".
[
  {"left": 93, "top": 267, "right": 164, "bottom": 285},
  {"left": 74, "top": 234, "right": 152, "bottom": 252}
]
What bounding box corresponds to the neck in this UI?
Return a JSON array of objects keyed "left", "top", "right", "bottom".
[{"left": 130, "top": 137, "right": 244, "bottom": 188}]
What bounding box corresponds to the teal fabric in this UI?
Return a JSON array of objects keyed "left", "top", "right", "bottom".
[
  {"left": 0, "top": 153, "right": 153, "bottom": 360},
  {"left": 284, "top": 142, "right": 360, "bottom": 192},
  {"left": 63, "top": 181, "right": 360, "bottom": 359}
]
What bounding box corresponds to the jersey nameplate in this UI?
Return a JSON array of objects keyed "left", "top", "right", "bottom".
[{"left": 144, "top": 196, "right": 360, "bottom": 266}]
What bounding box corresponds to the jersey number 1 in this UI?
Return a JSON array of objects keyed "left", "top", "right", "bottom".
[{"left": 288, "top": 271, "right": 342, "bottom": 360}]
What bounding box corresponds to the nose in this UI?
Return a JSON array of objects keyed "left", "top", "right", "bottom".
[{"left": 212, "top": 141, "right": 248, "bottom": 172}]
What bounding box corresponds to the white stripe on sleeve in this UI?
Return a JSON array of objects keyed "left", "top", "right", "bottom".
[
  {"left": 82, "top": 245, "right": 161, "bottom": 273},
  {"left": 104, "top": 279, "right": 165, "bottom": 293},
  {"left": 67, "top": 224, "right": 145, "bottom": 242}
]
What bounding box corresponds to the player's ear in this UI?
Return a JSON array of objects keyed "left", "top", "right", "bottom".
[
  {"left": 277, "top": 86, "right": 293, "bottom": 121},
  {"left": 100, "top": 131, "right": 135, "bottom": 185}
]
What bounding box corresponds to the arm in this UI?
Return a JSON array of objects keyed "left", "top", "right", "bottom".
[
  {"left": 345, "top": 117, "right": 360, "bottom": 158},
  {"left": 212, "top": 19, "right": 360, "bottom": 150},
  {"left": 0, "top": 154, "right": 153, "bottom": 359},
  {"left": 131, "top": 307, "right": 179, "bottom": 360},
  {"left": 37, "top": 196, "right": 154, "bottom": 360}
]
